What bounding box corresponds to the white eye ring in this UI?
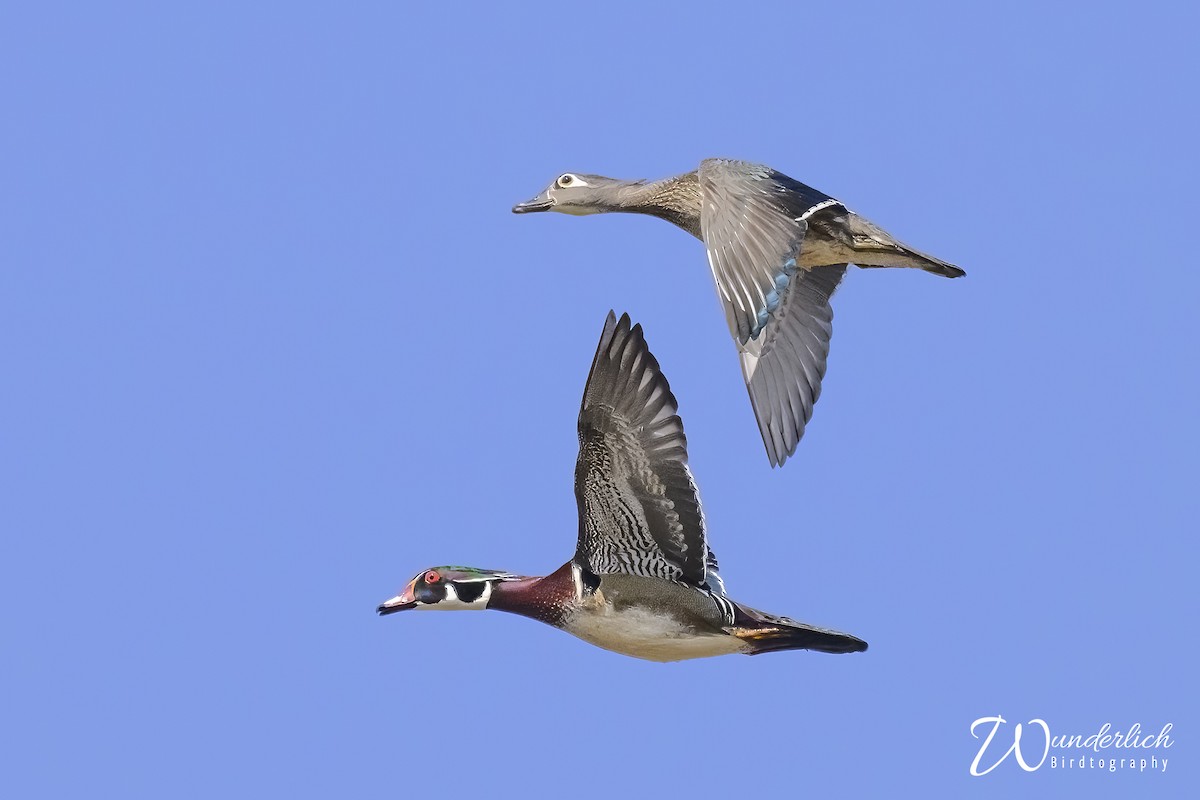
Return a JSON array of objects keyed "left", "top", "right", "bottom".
[{"left": 557, "top": 173, "right": 590, "bottom": 188}]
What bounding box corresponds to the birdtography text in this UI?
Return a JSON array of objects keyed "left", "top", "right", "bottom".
[{"left": 969, "top": 715, "right": 1174, "bottom": 776}]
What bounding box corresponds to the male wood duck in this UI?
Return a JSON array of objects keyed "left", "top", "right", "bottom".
[
  {"left": 378, "top": 311, "right": 867, "bottom": 662},
  {"left": 513, "top": 159, "right": 964, "bottom": 468}
]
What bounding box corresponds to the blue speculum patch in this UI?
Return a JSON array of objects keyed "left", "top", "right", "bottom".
[{"left": 751, "top": 256, "right": 799, "bottom": 338}]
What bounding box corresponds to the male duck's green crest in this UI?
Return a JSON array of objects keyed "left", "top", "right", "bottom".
[{"left": 377, "top": 567, "right": 524, "bottom": 614}]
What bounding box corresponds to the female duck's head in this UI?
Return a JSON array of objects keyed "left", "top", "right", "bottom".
[{"left": 511, "top": 172, "right": 644, "bottom": 216}]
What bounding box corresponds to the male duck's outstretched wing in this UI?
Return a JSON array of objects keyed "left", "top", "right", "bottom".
[
  {"left": 574, "top": 312, "right": 708, "bottom": 586},
  {"left": 697, "top": 158, "right": 848, "bottom": 467}
]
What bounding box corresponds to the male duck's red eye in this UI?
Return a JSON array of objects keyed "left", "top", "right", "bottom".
[{"left": 424, "top": 570, "right": 441, "bottom": 584}]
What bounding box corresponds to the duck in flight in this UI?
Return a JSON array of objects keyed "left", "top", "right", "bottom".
[
  {"left": 378, "top": 312, "right": 866, "bottom": 662},
  {"left": 513, "top": 159, "right": 964, "bottom": 467}
]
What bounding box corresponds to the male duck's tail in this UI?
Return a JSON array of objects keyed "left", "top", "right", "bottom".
[{"left": 729, "top": 602, "right": 868, "bottom": 655}]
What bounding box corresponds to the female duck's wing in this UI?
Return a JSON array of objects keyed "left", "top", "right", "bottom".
[
  {"left": 573, "top": 312, "right": 708, "bottom": 586},
  {"left": 737, "top": 264, "right": 847, "bottom": 466},
  {"left": 697, "top": 158, "right": 848, "bottom": 466}
]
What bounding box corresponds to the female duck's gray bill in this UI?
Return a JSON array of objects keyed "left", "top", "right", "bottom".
[{"left": 512, "top": 190, "right": 554, "bottom": 213}]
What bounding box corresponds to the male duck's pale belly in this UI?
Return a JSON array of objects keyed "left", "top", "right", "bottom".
[{"left": 563, "top": 605, "right": 745, "bottom": 662}]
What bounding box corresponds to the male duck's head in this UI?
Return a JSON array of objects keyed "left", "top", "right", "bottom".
[
  {"left": 377, "top": 566, "right": 524, "bottom": 614},
  {"left": 512, "top": 172, "right": 641, "bottom": 216}
]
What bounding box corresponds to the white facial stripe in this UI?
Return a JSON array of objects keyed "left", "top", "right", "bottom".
[{"left": 417, "top": 581, "right": 492, "bottom": 611}]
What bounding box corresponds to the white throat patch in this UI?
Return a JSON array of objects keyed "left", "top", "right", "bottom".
[{"left": 419, "top": 582, "right": 492, "bottom": 611}]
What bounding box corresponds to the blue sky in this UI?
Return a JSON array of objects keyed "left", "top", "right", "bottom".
[{"left": 2, "top": 1, "right": 1195, "bottom": 796}]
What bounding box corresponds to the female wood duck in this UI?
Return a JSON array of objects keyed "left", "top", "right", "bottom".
[
  {"left": 378, "top": 311, "right": 867, "bottom": 662},
  {"left": 513, "top": 159, "right": 964, "bottom": 468}
]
